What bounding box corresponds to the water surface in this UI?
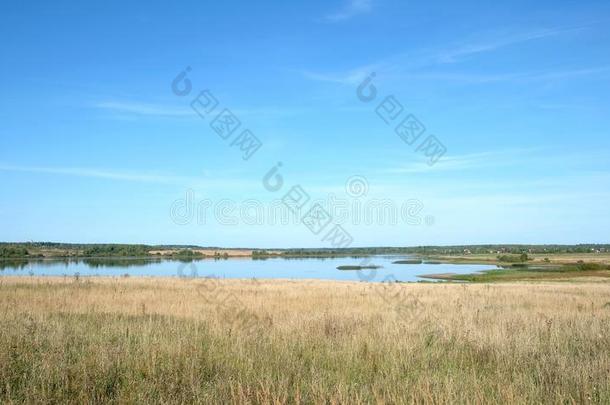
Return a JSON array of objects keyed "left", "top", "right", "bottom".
[{"left": 0, "top": 256, "right": 496, "bottom": 282}]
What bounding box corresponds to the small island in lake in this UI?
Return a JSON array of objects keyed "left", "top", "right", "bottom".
[{"left": 336, "top": 265, "right": 382, "bottom": 270}]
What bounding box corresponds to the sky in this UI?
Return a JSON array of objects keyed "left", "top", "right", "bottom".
[{"left": 1, "top": 0, "right": 610, "bottom": 247}]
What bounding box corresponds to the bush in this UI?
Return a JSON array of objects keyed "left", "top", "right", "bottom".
[
  {"left": 497, "top": 254, "right": 529, "bottom": 263},
  {"left": 497, "top": 255, "right": 522, "bottom": 263},
  {"left": 0, "top": 247, "right": 29, "bottom": 258},
  {"left": 82, "top": 245, "right": 150, "bottom": 257},
  {"left": 577, "top": 262, "right": 603, "bottom": 271}
]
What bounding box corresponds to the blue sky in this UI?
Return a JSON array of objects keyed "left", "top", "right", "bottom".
[{"left": 1, "top": 0, "right": 610, "bottom": 247}]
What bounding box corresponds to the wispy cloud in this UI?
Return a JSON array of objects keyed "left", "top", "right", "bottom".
[
  {"left": 96, "top": 100, "right": 304, "bottom": 119},
  {"left": 524, "top": 66, "right": 610, "bottom": 81},
  {"left": 0, "top": 164, "right": 259, "bottom": 190},
  {"left": 300, "top": 63, "right": 380, "bottom": 85},
  {"left": 381, "top": 147, "right": 610, "bottom": 177},
  {"left": 95, "top": 101, "right": 192, "bottom": 117},
  {"left": 435, "top": 26, "right": 586, "bottom": 64},
  {"left": 0, "top": 164, "right": 190, "bottom": 184},
  {"left": 323, "top": 0, "right": 373, "bottom": 22},
  {"left": 301, "top": 24, "right": 599, "bottom": 85},
  {"left": 381, "top": 148, "right": 543, "bottom": 174},
  {"left": 399, "top": 66, "right": 610, "bottom": 84},
  {"left": 230, "top": 106, "right": 307, "bottom": 117}
]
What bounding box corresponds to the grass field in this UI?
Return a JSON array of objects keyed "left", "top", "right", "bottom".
[{"left": 1, "top": 277, "right": 610, "bottom": 403}]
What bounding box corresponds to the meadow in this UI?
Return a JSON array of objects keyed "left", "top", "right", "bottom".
[{"left": 1, "top": 277, "right": 609, "bottom": 403}]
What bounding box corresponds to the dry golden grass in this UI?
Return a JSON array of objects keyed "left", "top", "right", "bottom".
[
  {"left": 528, "top": 253, "right": 610, "bottom": 264},
  {"left": 1, "top": 277, "right": 609, "bottom": 403}
]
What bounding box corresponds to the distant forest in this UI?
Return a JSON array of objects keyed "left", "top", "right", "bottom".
[{"left": 1, "top": 242, "right": 609, "bottom": 258}]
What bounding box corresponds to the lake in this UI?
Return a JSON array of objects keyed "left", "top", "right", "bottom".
[{"left": 0, "top": 256, "right": 496, "bottom": 282}]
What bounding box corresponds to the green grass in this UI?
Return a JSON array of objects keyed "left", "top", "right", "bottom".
[{"left": 432, "top": 264, "right": 610, "bottom": 282}]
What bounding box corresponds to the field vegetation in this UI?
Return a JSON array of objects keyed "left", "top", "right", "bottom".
[{"left": 1, "top": 277, "right": 609, "bottom": 403}]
